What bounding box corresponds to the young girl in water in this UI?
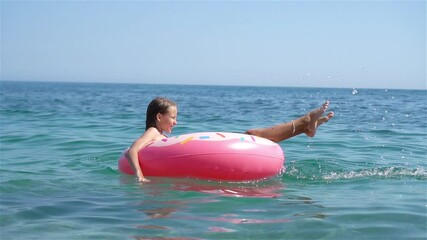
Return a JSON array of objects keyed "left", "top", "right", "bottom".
[{"left": 126, "top": 97, "right": 334, "bottom": 182}]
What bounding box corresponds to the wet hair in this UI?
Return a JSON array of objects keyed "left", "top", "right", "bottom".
[{"left": 145, "top": 97, "right": 177, "bottom": 130}]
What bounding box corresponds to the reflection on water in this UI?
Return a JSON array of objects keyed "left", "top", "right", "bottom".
[
  {"left": 179, "top": 214, "right": 291, "bottom": 224},
  {"left": 169, "top": 178, "right": 285, "bottom": 198},
  {"left": 122, "top": 177, "right": 329, "bottom": 239},
  {"left": 124, "top": 176, "right": 286, "bottom": 197}
]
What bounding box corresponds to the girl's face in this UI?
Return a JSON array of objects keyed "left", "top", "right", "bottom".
[{"left": 156, "top": 106, "right": 178, "bottom": 134}]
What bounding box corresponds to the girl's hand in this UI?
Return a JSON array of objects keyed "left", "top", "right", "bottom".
[
  {"left": 135, "top": 170, "right": 150, "bottom": 183},
  {"left": 137, "top": 177, "right": 150, "bottom": 183}
]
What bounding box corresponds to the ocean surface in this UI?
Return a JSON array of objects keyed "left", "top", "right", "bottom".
[{"left": 1, "top": 81, "right": 426, "bottom": 240}]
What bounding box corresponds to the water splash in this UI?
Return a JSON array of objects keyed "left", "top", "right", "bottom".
[
  {"left": 284, "top": 159, "right": 426, "bottom": 181},
  {"left": 323, "top": 166, "right": 426, "bottom": 180}
]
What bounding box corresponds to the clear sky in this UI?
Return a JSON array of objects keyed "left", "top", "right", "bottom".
[{"left": 1, "top": 1, "right": 426, "bottom": 89}]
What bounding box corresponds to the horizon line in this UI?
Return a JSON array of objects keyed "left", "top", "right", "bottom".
[{"left": 1, "top": 79, "right": 425, "bottom": 91}]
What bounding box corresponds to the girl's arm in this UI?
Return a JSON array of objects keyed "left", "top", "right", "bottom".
[{"left": 126, "top": 128, "right": 160, "bottom": 182}]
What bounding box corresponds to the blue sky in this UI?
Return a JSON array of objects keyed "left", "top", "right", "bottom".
[{"left": 1, "top": 1, "right": 425, "bottom": 89}]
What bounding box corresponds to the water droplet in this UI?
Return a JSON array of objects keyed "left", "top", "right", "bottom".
[{"left": 352, "top": 88, "right": 358, "bottom": 95}]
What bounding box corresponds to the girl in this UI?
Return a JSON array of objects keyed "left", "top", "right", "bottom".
[{"left": 126, "top": 97, "right": 334, "bottom": 182}]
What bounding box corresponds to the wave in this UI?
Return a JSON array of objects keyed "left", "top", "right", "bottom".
[
  {"left": 322, "top": 166, "right": 426, "bottom": 180},
  {"left": 283, "top": 160, "right": 426, "bottom": 181}
]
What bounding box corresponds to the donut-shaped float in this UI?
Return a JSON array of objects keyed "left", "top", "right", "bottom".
[{"left": 118, "top": 132, "right": 285, "bottom": 181}]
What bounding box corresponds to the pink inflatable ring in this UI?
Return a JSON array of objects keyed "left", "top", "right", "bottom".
[{"left": 118, "top": 132, "right": 285, "bottom": 181}]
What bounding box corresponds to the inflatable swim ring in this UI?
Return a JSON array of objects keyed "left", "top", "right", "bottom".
[{"left": 118, "top": 132, "right": 285, "bottom": 181}]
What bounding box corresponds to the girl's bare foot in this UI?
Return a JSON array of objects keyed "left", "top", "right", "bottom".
[
  {"left": 245, "top": 101, "right": 333, "bottom": 142},
  {"left": 305, "top": 101, "right": 329, "bottom": 137}
]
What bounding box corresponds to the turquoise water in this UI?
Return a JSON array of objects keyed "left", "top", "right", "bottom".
[{"left": 1, "top": 81, "right": 426, "bottom": 239}]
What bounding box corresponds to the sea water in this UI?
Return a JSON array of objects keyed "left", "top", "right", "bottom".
[{"left": 1, "top": 81, "right": 426, "bottom": 239}]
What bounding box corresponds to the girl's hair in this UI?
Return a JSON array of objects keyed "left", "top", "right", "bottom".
[{"left": 145, "top": 97, "right": 177, "bottom": 130}]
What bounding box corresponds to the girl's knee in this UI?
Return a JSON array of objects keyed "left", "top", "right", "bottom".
[
  {"left": 245, "top": 129, "right": 255, "bottom": 135},
  {"left": 245, "top": 129, "right": 260, "bottom": 136}
]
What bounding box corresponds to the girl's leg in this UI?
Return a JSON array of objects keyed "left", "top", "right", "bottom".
[{"left": 245, "top": 101, "right": 333, "bottom": 143}]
